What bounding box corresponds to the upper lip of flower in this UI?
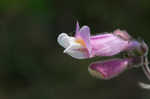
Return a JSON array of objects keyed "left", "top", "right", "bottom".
[{"left": 75, "top": 22, "right": 92, "bottom": 55}]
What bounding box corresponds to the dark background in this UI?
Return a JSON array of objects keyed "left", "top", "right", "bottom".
[{"left": 0, "top": 0, "right": 150, "bottom": 99}]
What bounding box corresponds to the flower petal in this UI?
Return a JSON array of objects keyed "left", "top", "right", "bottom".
[
  {"left": 63, "top": 42, "right": 82, "bottom": 53},
  {"left": 88, "top": 58, "right": 129, "bottom": 79},
  {"left": 64, "top": 44, "right": 89, "bottom": 59},
  {"left": 63, "top": 39, "right": 89, "bottom": 59},
  {"left": 57, "top": 33, "right": 70, "bottom": 48},
  {"left": 76, "top": 26, "right": 92, "bottom": 54},
  {"left": 66, "top": 49, "right": 89, "bottom": 59}
]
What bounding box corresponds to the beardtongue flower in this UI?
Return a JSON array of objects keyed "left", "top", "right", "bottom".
[
  {"left": 88, "top": 58, "right": 129, "bottom": 79},
  {"left": 57, "top": 22, "right": 133, "bottom": 59},
  {"left": 88, "top": 56, "right": 143, "bottom": 80}
]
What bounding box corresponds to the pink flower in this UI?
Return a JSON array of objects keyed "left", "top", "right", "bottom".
[
  {"left": 57, "top": 22, "right": 133, "bottom": 59},
  {"left": 88, "top": 58, "right": 130, "bottom": 79},
  {"left": 88, "top": 57, "right": 143, "bottom": 79}
]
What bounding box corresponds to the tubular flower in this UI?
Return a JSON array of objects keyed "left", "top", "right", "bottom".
[
  {"left": 57, "top": 22, "right": 134, "bottom": 59},
  {"left": 88, "top": 58, "right": 129, "bottom": 79},
  {"left": 88, "top": 56, "right": 143, "bottom": 80}
]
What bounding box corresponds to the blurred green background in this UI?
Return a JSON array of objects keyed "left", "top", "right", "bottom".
[{"left": 0, "top": 0, "right": 150, "bottom": 99}]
